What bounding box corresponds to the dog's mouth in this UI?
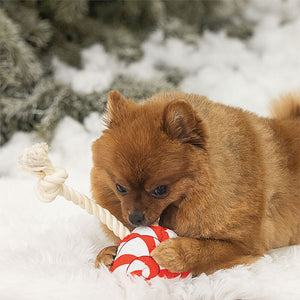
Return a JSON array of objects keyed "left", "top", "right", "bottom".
[
  {"left": 125, "top": 215, "right": 161, "bottom": 228},
  {"left": 151, "top": 217, "right": 160, "bottom": 226},
  {"left": 143, "top": 215, "right": 161, "bottom": 227}
]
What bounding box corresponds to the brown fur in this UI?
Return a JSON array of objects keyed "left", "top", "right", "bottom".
[
  {"left": 270, "top": 92, "right": 300, "bottom": 120},
  {"left": 92, "top": 90, "right": 300, "bottom": 275}
]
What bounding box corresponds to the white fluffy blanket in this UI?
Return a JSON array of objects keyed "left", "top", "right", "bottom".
[{"left": 0, "top": 117, "right": 300, "bottom": 300}]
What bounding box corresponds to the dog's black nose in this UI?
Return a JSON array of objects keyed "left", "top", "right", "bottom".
[{"left": 129, "top": 212, "right": 145, "bottom": 226}]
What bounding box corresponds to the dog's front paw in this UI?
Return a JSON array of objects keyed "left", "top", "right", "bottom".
[
  {"left": 95, "top": 245, "right": 118, "bottom": 269},
  {"left": 151, "top": 238, "right": 188, "bottom": 273}
]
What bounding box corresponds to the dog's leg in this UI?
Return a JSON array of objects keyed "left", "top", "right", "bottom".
[
  {"left": 151, "top": 237, "right": 262, "bottom": 275},
  {"left": 94, "top": 223, "right": 120, "bottom": 269}
]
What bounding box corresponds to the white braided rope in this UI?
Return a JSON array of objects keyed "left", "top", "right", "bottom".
[{"left": 18, "top": 143, "right": 130, "bottom": 239}]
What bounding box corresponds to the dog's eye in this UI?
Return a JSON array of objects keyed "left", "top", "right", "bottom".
[
  {"left": 151, "top": 185, "right": 168, "bottom": 198},
  {"left": 116, "top": 183, "right": 128, "bottom": 195}
]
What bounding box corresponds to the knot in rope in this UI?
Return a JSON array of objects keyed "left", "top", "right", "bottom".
[
  {"left": 36, "top": 168, "right": 68, "bottom": 203},
  {"left": 18, "top": 143, "right": 54, "bottom": 177},
  {"left": 19, "top": 143, "right": 131, "bottom": 239}
]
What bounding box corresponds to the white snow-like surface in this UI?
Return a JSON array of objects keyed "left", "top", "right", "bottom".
[
  {"left": 53, "top": 44, "right": 121, "bottom": 94},
  {"left": 1, "top": 0, "right": 300, "bottom": 299},
  {"left": 52, "top": 0, "right": 300, "bottom": 117}
]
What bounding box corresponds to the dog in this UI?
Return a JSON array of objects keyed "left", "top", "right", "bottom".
[{"left": 91, "top": 90, "right": 300, "bottom": 275}]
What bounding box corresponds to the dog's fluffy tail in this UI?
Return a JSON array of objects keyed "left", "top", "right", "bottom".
[{"left": 270, "top": 92, "right": 300, "bottom": 120}]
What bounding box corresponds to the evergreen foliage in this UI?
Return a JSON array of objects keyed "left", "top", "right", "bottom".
[{"left": 0, "top": 0, "right": 250, "bottom": 146}]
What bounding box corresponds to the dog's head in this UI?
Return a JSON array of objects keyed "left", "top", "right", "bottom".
[{"left": 92, "top": 91, "right": 208, "bottom": 228}]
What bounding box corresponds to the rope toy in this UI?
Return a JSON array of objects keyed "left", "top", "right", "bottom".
[{"left": 19, "top": 143, "right": 191, "bottom": 280}]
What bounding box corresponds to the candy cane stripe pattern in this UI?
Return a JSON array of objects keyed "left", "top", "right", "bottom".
[{"left": 110, "top": 226, "right": 190, "bottom": 280}]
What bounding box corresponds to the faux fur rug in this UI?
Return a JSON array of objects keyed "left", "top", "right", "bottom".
[{"left": 0, "top": 117, "right": 300, "bottom": 300}]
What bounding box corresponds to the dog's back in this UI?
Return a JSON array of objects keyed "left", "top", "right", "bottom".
[
  {"left": 260, "top": 94, "right": 300, "bottom": 249},
  {"left": 149, "top": 91, "right": 300, "bottom": 252},
  {"left": 196, "top": 92, "right": 300, "bottom": 251}
]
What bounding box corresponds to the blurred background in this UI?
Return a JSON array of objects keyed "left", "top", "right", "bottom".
[{"left": 1, "top": 0, "right": 300, "bottom": 148}]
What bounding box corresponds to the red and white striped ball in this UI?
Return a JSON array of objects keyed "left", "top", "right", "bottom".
[{"left": 110, "top": 225, "right": 190, "bottom": 280}]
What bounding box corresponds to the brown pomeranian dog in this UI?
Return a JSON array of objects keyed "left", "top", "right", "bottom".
[{"left": 91, "top": 90, "right": 300, "bottom": 275}]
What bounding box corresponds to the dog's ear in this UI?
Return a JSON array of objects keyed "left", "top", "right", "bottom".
[
  {"left": 163, "top": 99, "right": 207, "bottom": 149},
  {"left": 104, "top": 91, "right": 132, "bottom": 126}
]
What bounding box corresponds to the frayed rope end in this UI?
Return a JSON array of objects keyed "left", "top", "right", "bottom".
[{"left": 18, "top": 143, "right": 53, "bottom": 177}]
